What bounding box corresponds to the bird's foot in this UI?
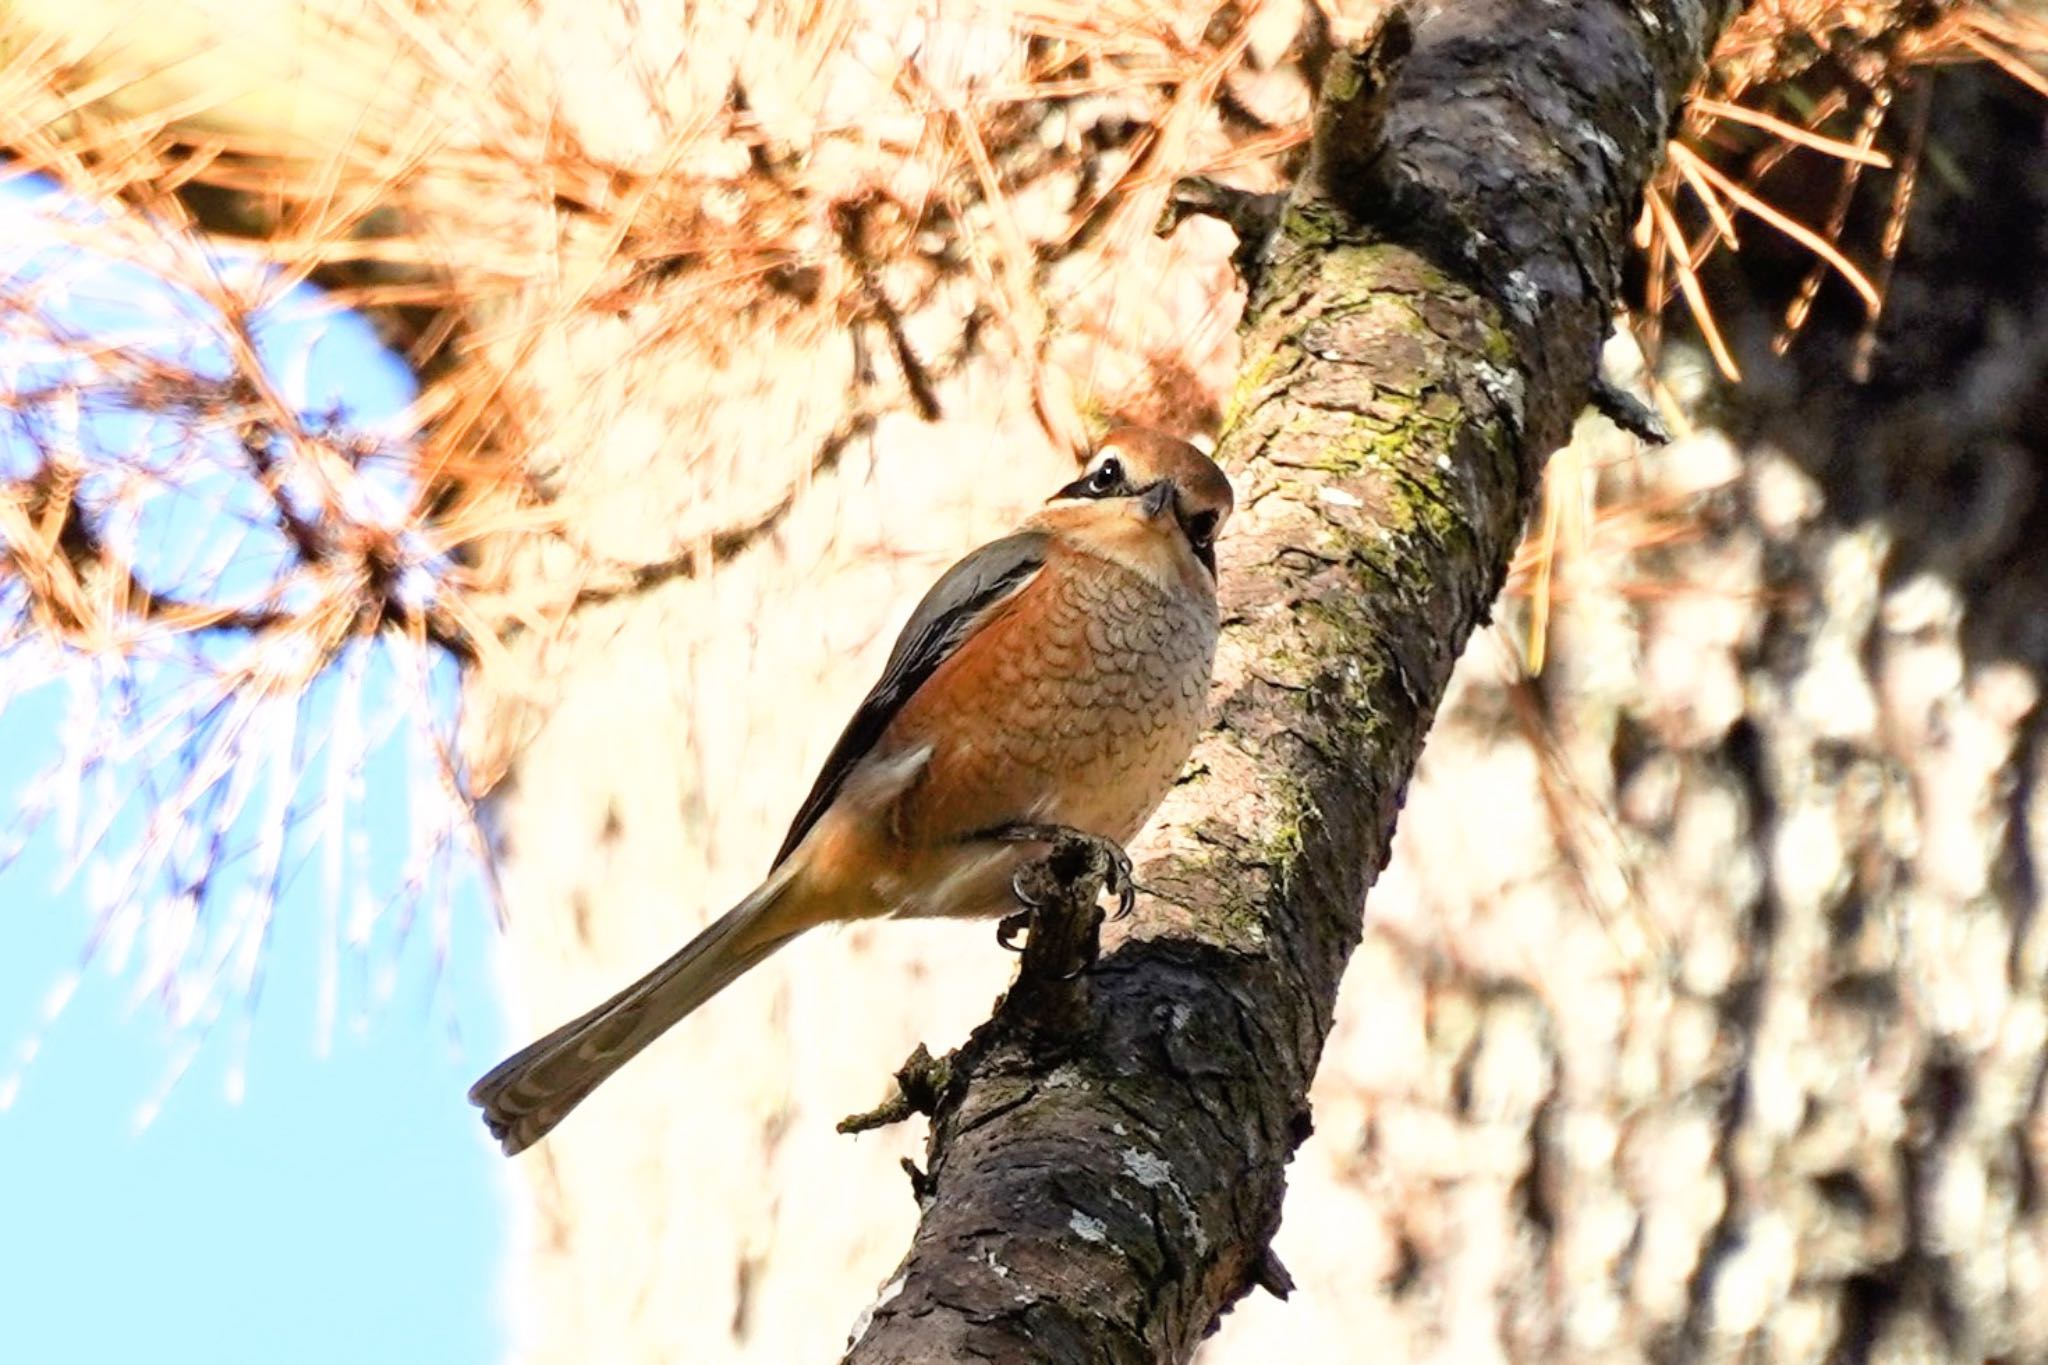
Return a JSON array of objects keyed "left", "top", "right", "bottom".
[
  {"left": 995, "top": 910, "right": 1099, "bottom": 980},
  {"left": 996, "top": 896, "right": 1101, "bottom": 981},
  {"left": 996, "top": 909, "right": 1034, "bottom": 952},
  {"left": 986, "top": 823, "right": 1129, "bottom": 981},
  {"left": 988, "top": 822, "right": 1137, "bottom": 920}
]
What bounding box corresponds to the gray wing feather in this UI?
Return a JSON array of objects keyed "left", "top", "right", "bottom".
[{"left": 770, "top": 530, "right": 1049, "bottom": 866}]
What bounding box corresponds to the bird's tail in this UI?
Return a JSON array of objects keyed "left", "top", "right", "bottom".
[{"left": 469, "top": 869, "right": 799, "bottom": 1155}]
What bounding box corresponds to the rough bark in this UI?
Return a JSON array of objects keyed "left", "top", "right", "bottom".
[
  {"left": 36, "top": 3, "right": 2042, "bottom": 1361},
  {"left": 1186, "top": 65, "right": 2048, "bottom": 1362},
  {"left": 845, "top": 2, "right": 1742, "bottom": 1358}
]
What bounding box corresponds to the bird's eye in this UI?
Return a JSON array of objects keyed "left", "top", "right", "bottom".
[
  {"left": 1087, "top": 457, "right": 1124, "bottom": 494},
  {"left": 1185, "top": 509, "right": 1219, "bottom": 545}
]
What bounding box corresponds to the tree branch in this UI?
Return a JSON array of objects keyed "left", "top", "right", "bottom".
[{"left": 844, "top": 2, "right": 1740, "bottom": 1359}]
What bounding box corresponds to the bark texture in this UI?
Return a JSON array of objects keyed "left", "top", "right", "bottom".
[
  {"left": 28, "top": 3, "right": 2044, "bottom": 1362},
  {"left": 1207, "top": 64, "right": 2048, "bottom": 1365},
  {"left": 846, "top": 2, "right": 1741, "bottom": 1357}
]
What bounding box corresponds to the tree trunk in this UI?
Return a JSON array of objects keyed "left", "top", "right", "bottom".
[
  {"left": 1211, "top": 57, "right": 2048, "bottom": 1365},
  {"left": 20, "top": 2, "right": 2048, "bottom": 1362},
  {"left": 843, "top": 1, "right": 1739, "bottom": 1357}
]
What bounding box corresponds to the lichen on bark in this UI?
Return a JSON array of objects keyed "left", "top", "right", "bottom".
[{"left": 846, "top": 1, "right": 1744, "bottom": 1359}]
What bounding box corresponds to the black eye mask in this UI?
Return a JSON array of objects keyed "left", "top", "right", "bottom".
[
  {"left": 1181, "top": 508, "right": 1218, "bottom": 576},
  {"left": 1054, "top": 455, "right": 1134, "bottom": 501},
  {"left": 1053, "top": 458, "right": 1219, "bottom": 576}
]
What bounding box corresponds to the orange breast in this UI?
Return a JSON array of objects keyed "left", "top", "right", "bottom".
[{"left": 880, "top": 540, "right": 1216, "bottom": 857}]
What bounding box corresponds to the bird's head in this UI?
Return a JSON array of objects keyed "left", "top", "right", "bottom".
[{"left": 1047, "top": 428, "right": 1234, "bottom": 578}]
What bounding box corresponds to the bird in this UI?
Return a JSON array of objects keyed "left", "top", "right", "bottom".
[{"left": 469, "top": 428, "right": 1234, "bottom": 1154}]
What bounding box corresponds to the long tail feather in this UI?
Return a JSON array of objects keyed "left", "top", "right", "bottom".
[{"left": 470, "top": 872, "right": 796, "bottom": 1154}]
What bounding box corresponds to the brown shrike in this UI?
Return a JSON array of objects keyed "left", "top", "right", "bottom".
[{"left": 471, "top": 429, "right": 1234, "bottom": 1154}]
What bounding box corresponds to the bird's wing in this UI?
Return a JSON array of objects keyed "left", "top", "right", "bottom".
[{"left": 771, "top": 530, "right": 1049, "bottom": 866}]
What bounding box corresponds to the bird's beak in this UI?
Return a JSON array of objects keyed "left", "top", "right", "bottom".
[{"left": 1139, "top": 480, "right": 1175, "bottom": 521}]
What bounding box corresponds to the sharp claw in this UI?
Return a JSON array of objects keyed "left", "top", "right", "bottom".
[
  {"left": 1101, "top": 844, "right": 1136, "bottom": 920},
  {"left": 996, "top": 910, "right": 1032, "bottom": 952},
  {"left": 990, "top": 822, "right": 1139, "bottom": 919}
]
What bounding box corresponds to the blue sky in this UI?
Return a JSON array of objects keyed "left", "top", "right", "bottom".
[{"left": 0, "top": 173, "right": 506, "bottom": 1364}]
